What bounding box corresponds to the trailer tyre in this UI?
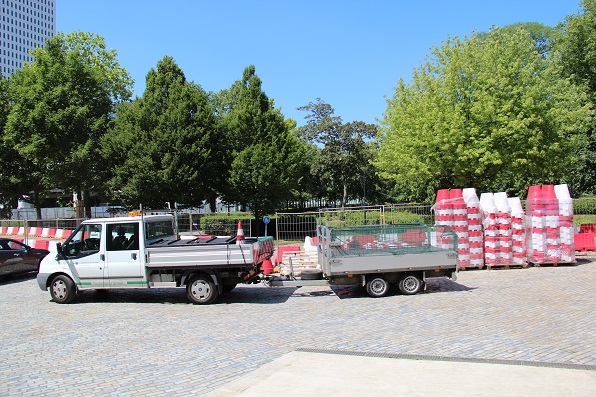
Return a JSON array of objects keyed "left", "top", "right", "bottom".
[
  {"left": 398, "top": 273, "right": 422, "bottom": 295},
  {"left": 365, "top": 276, "right": 390, "bottom": 298},
  {"left": 187, "top": 275, "right": 219, "bottom": 305},
  {"left": 50, "top": 275, "right": 76, "bottom": 304}
]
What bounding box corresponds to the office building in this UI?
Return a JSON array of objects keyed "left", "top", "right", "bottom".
[{"left": 1, "top": 0, "right": 56, "bottom": 76}]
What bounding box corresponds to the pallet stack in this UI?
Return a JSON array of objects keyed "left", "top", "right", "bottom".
[
  {"left": 527, "top": 185, "right": 547, "bottom": 264},
  {"left": 555, "top": 184, "right": 575, "bottom": 263},
  {"left": 464, "top": 188, "right": 484, "bottom": 269},
  {"left": 509, "top": 197, "right": 527, "bottom": 266},
  {"left": 450, "top": 189, "right": 470, "bottom": 269},
  {"left": 494, "top": 192, "right": 513, "bottom": 266},
  {"left": 480, "top": 193, "right": 499, "bottom": 267}
]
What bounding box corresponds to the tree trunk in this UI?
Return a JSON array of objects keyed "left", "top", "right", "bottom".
[
  {"left": 341, "top": 176, "right": 348, "bottom": 209},
  {"left": 33, "top": 190, "right": 42, "bottom": 220},
  {"left": 207, "top": 195, "right": 217, "bottom": 213},
  {"left": 85, "top": 191, "right": 92, "bottom": 219}
]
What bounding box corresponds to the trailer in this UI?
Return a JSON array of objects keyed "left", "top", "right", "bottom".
[
  {"left": 267, "top": 223, "right": 459, "bottom": 297},
  {"left": 37, "top": 214, "right": 458, "bottom": 304}
]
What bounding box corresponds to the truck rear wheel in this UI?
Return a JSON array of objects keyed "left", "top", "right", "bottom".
[
  {"left": 365, "top": 276, "right": 390, "bottom": 298},
  {"left": 50, "top": 275, "right": 76, "bottom": 304},
  {"left": 187, "top": 275, "right": 218, "bottom": 305},
  {"left": 398, "top": 273, "right": 422, "bottom": 295}
]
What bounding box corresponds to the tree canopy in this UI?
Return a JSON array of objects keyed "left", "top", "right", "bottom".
[
  {"left": 377, "top": 25, "right": 592, "bottom": 202},
  {"left": 215, "top": 66, "right": 307, "bottom": 219},
  {"left": 2, "top": 31, "right": 132, "bottom": 217},
  {"left": 101, "top": 56, "right": 217, "bottom": 208},
  {"left": 298, "top": 99, "right": 378, "bottom": 208}
]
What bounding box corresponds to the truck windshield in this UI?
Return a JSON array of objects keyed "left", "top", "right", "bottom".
[{"left": 145, "top": 220, "right": 175, "bottom": 241}]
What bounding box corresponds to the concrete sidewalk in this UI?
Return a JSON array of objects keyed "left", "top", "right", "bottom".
[{"left": 204, "top": 350, "right": 596, "bottom": 396}]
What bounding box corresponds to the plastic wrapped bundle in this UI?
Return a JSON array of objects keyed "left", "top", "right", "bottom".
[
  {"left": 450, "top": 188, "right": 470, "bottom": 268},
  {"left": 434, "top": 189, "right": 453, "bottom": 227},
  {"left": 526, "top": 185, "right": 547, "bottom": 264},
  {"left": 464, "top": 188, "right": 484, "bottom": 268},
  {"left": 494, "top": 192, "right": 512, "bottom": 266},
  {"left": 480, "top": 192, "right": 499, "bottom": 267},
  {"left": 555, "top": 184, "right": 575, "bottom": 263},
  {"left": 542, "top": 185, "right": 561, "bottom": 263},
  {"left": 508, "top": 197, "right": 527, "bottom": 266}
]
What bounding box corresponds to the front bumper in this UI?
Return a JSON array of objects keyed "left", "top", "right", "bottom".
[{"left": 37, "top": 273, "right": 51, "bottom": 291}]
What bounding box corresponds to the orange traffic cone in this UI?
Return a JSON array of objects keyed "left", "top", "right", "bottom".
[{"left": 236, "top": 220, "right": 245, "bottom": 244}]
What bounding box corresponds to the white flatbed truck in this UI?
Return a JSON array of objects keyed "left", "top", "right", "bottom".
[{"left": 37, "top": 215, "right": 459, "bottom": 304}]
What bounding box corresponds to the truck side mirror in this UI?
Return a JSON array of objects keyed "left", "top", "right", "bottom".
[{"left": 56, "top": 242, "right": 65, "bottom": 260}]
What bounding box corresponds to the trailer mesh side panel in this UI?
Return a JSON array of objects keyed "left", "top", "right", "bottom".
[{"left": 323, "top": 224, "right": 458, "bottom": 258}]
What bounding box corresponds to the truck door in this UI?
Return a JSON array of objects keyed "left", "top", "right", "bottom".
[
  {"left": 62, "top": 223, "right": 105, "bottom": 287},
  {"left": 105, "top": 222, "right": 143, "bottom": 286}
]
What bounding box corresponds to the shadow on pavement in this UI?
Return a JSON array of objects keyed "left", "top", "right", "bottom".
[{"left": 0, "top": 272, "right": 36, "bottom": 285}]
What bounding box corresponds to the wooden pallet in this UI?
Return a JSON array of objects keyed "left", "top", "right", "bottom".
[
  {"left": 486, "top": 264, "right": 528, "bottom": 270},
  {"left": 529, "top": 261, "right": 577, "bottom": 267},
  {"left": 280, "top": 251, "right": 319, "bottom": 276},
  {"left": 459, "top": 265, "right": 484, "bottom": 271}
]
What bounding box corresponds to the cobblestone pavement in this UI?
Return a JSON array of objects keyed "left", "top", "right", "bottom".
[{"left": 1, "top": 258, "right": 595, "bottom": 396}]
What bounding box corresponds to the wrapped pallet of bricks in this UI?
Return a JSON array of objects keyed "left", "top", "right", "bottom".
[
  {"left": 542, "top": 185, "right": 561, "bottom": 263},
  {"left": 508, "top": 197, "right": 527, "bottom": 267},
  {"left": 555, "top": 184, "right": 575, "bottom": 263},
  {"left": 480, "top": 192, "right": 499, "bottom": 268},
  {"left": 494, "top": 192, "right": 513, "bottom": 266},
  {"left": 450, "top": 188, "right": 470, "bottom": 269},
  {"left": 463, "top": 188, "right": 484, "bottom": 269},
  {"left": 526, "top": 185, "right": 546, "bottom": 264}
]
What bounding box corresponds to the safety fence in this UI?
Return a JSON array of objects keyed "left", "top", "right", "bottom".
[{"left": 2, "top": 199, "right": 595, "bottom": 243}]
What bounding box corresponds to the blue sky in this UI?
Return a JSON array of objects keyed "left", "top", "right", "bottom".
[{"left": 57, "top": 0, "right": 581, "bottom": 126}]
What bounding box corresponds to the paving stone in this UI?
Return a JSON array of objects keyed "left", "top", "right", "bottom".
[{"left": 0, "top": 261, "right": 594, "bottom": 396}]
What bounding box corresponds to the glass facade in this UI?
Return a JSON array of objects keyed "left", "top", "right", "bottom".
[{"left": 1, "top": 0, "right": 56, "bottom": 76}]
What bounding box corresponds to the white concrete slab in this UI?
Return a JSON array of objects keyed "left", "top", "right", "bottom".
[{"left": 203, "top": 351, "right": 596, "bottom": 397}]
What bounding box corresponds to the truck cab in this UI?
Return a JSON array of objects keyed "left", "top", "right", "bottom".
[{"left": 37, "top": 215, "right": 176, "bottom": 299}]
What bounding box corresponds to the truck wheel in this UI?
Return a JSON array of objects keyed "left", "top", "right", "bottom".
[
  {"left": 365, "top": 276, "right": 390, "bottom": 298},
  {"left": 50, "top": 275, "right": 76, "bottom": 304},
  {"left": 187, "top": 275, "right": 219, "bottom": 304},
  {"left": 398, "top": 273, "right": 422, "bottom": 295}
]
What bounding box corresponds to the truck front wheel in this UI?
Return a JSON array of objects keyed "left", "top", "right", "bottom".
[
  {"left": 398, "top": 273, "right": 423, "bottom": 295},
  {"left": 187, "top": 275, "right": 219, "bottom": 305},
  {"left": 50, "top": 275, "right": 76, "bottom": 304},
  {"left": 365, "top": 276, "right": 390, "bottom": 298}
]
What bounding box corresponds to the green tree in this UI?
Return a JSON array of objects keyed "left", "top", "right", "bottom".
[
  {"left": 377, "top": 26, "right": 592, "bottom": 202},
  {"left": 4, "top": 31, "right": 132, "bottom": 218},
  {"left": 297, "top": 98, "right": 378, "bottom": 208},
  {"left": 0, "top": 76, "right": 16, "bottom": 217},
  {"left": 216, "top": 66, "right": 306, "bottom": 219},
  {"left": 101, "top": 56, "right": 217, "bottom": 209},
  {"left": 559, "top": 0, "right": 596, "bottom": 194}
]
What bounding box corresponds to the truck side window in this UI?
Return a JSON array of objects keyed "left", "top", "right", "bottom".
[
  {"left": 107, "top": 223, "right": 139, "bottom": 251},
  {"left": 64, "top": 224, "right": 102, "bottom": 258}
]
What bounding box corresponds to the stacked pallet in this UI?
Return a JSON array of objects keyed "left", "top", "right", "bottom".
[
  {"left": 480, "top": 193, "right": 499, "bottom": 267},
  {"left": 464, "top": 188, "right": 484, "bottom": 269},
  {"left": 509, "top": 197, "right": 527, "bottom": 266},
  {"left": 279, "top": 250, "right": 319, "bottom": 276},
  {"left": 556, "top": 184, "right": 575, "bottom": 263}
]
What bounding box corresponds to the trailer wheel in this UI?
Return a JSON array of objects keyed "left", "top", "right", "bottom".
[
  {"left": 365, "top": 276, "right": 390, "bottom": 298},
  {"left": 50, "top": 275, "right": 76, "bottom": 304},
  {"left": 398, "top": 273, "right": 422, "bottom": 295},
  {"left": 187, "top": 275, "right": 219, "bottom": 305}
]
